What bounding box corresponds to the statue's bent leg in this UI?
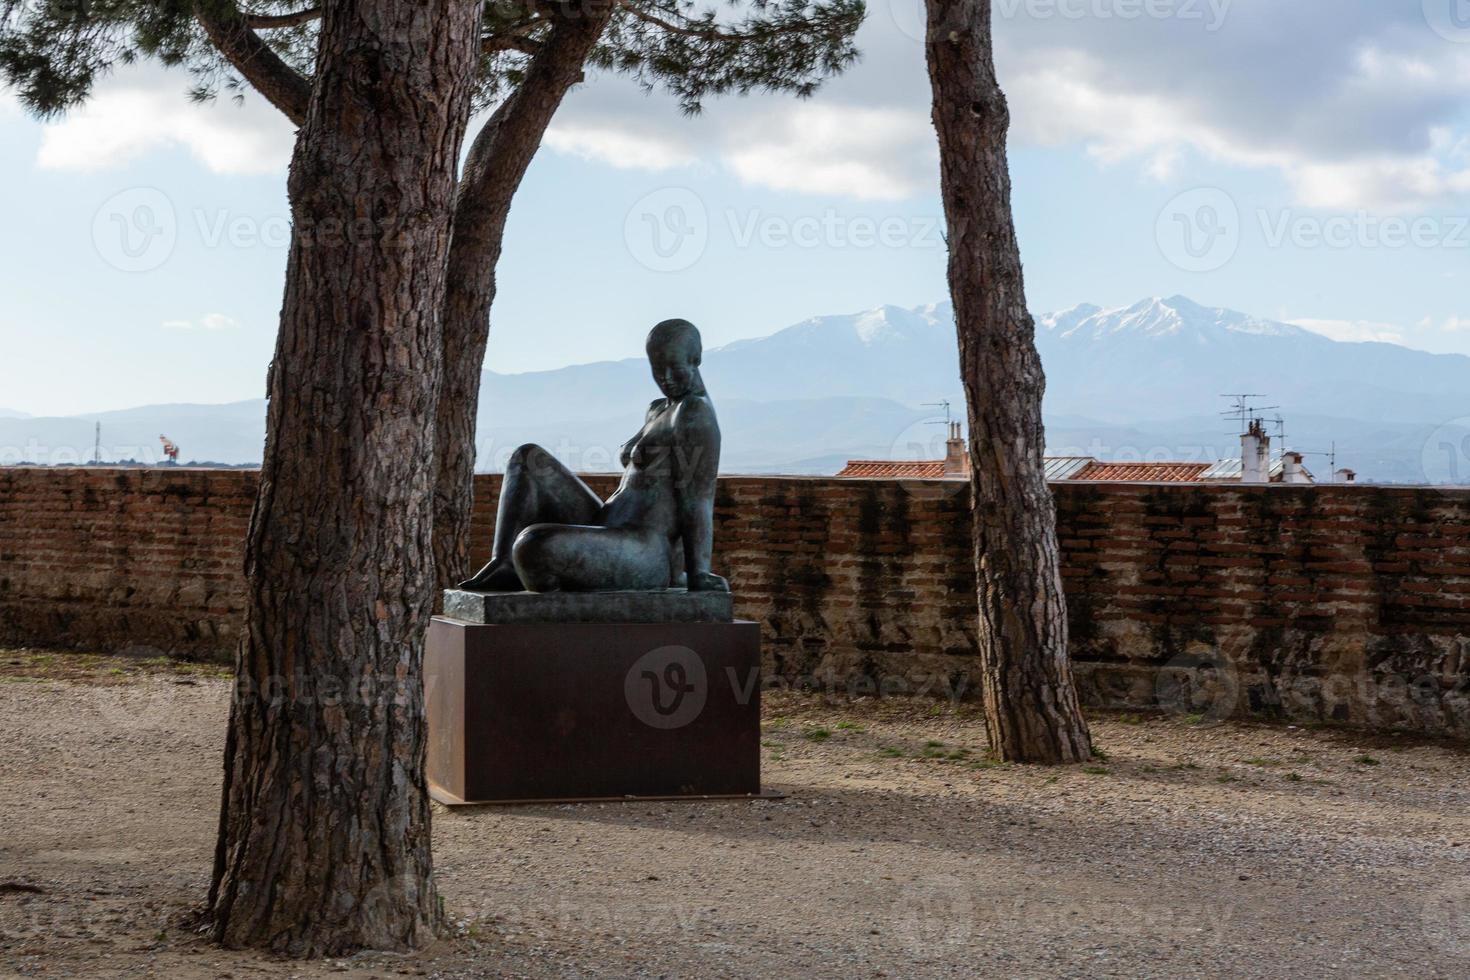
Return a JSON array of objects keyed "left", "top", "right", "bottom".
[
  {"left": 458, "top": 444, "right": 605, "bottom": 591},
  {"left": 512, "top": 525, "right": 670, "bottom": 592}
]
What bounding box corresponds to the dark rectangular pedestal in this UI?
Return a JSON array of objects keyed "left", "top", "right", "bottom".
[{"left": 426, "top": 616, "right": 763, "bottom": 804}]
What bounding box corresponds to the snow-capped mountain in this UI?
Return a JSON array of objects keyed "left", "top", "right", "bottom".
[
  {"left": 1040, "top": 295, "right": 1311, "bottom": 341},
  {"left": 2, "top": 297, "right": 1466, "bottom": 482}
]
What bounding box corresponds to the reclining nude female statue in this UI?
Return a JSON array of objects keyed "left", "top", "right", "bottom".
[{"left": 458, "top": 318, "right": 729, "bottom": 594}]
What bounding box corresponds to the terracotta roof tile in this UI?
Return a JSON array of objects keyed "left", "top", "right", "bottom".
[
  {"left": 1073, "top": 461, "right": 1213, "bottom": 483},
  {"left": 837, "top": 460, "right": 952, "bottom": 479}
]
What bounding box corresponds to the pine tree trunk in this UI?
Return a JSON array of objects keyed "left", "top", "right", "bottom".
[
  {"left": 207, "top": 0, "right": 481, "bottom": 956},
  {"left": 433, "top": 11, "right": 615, "bottom": 595},
  {"left": 924, "top": 0, "right": 1092, "bottom": 764}
]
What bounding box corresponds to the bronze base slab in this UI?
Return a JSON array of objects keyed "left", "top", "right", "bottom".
[{"left": 427, "top": 616, "right": 762, "bottom": 804}]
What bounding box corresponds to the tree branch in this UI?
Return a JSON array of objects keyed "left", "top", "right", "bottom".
[
  {"left": 481, "top": 16, "right": 546, "bottom": 56},
  {"left": 195, "top": 1, "right": 312, "bottom": 126},
  {"left": 617, "top": 1, "right": 762, "bottom": 43},
  {"left": 244, "top": 7, "right": 321, "bottom": 29}
]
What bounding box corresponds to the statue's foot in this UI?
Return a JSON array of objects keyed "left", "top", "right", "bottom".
[{"left": 456, "top": 559, "right": 524, "bottom": 593}]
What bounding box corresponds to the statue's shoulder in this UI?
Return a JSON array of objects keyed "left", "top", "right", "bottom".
[
  {"left": 644, "top": 397, "right": 666, "bottom": 419},
  {"left": 671, "top": 393, "right": 718, "bottom": 433}
]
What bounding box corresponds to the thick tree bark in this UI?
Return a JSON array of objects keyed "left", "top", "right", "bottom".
[
  {"left": 432, "top": 7, "right": 616, "bottom": 596},
  {"left": 924, "top": 0, "right": 1092, "bottom": 764},
  {"left": 207, "top": 0, "right": 481, "bottom": 956}
]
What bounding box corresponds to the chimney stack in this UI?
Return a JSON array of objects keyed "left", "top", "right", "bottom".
[
  {"left": 943, "top": 421, "right": 967, "bottom": 477},
  {"left": 1282, "top": 451, "right": 1310, "bottom": 484},
  {"left": 1241, "top": 418, "right": 1270, "bottom": 484}
]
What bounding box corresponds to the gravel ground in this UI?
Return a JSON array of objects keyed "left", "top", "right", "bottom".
[{"left": 2, "top": 648, "right": 1469, "bottom": 979}]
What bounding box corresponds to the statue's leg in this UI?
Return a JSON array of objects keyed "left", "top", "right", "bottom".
[
  {"left": 457, "top": 444, "right": 603, "bottom": 591},
  {"left": 512, "top": 525, "right": 671, "bottom": 592}
]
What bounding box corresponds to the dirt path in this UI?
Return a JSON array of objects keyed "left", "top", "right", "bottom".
[{"left": 2, "top": 649, "right": 1468, "bottom": 979}]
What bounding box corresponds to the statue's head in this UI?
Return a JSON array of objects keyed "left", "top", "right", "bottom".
[{"left": 646, "top": 319, "right": 703, "bottom": 399}]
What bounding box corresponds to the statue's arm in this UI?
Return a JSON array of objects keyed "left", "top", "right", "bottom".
[{"left": 671, "top": 397, "right": 727, "bottom": 592}]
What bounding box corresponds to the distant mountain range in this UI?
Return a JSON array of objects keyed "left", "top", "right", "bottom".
[{"left": 4, "top": 296, "right": 1468, "bottom": 483}]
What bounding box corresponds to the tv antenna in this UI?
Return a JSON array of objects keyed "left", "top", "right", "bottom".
[
  {"left": 1220, "top": 394, "right": 1279, "bottom": 435},
  {"left": 1296, "top": 442, "right": 1339, "bottom": 481},
  {"left": 1268, "top": 414, "right": 1288, "bottom": 452},
  {"left": 923, "top": 400, "right": 953, "bottom": 426}
]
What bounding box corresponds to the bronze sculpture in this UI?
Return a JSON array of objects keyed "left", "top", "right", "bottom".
[{"left": 458, "top": 319, "right": 728, "bottom": 594}]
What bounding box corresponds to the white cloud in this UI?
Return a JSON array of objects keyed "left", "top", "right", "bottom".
[
  {"left": 544, "top": 122, "right": 697, "bottom": 171},
  {"left": 997, "top": 27, "right": 1470, "bottom": 211},
  {"left": 1419, "top": 314, "right": 1470, "bottom": 334},
  {"left": 723, "top": 104, "right": 933, "bottom": 201},
  {"left": 32, "top": 68, "right": 294, "bottom": 176},
  {"left": 163, "top": 313, "right": 240, "bottom": 331},
  {"left": 1290, "top": 318, "right": 1407, "bottom": 345}
]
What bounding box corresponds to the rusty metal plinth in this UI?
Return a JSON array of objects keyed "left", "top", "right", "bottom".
[{"left": 426, "top": 616, "right": 762, "bottom": 804}]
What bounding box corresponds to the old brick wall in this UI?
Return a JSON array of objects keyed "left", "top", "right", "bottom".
[
  {"left": 3, "top": 467, "right": 1468, "bottom": 733},
  {"left": 0, "top": 467, "right": 255, "bottom": 657}
]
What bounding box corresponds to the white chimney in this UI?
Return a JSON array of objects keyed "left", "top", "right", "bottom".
[
  {"left": 1241, "top": 419, "right": 1270, "bottom": 484},
  {"left": 1282, "top": 451, "right": 1310, "bottom": 484},
  {"left": 1335, "top": 468, "right": 1357, "bottom": 484}
]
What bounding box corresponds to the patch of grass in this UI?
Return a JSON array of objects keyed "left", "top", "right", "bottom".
[
  {"left": 1043, "top": 775, "right": 1060, "bottom": 785},
  {"left": 945, "top": 749, "right": 971, "bottom": 761},
  {"left": 760, "top": 740, "right": 779, "bottom": 749},
  {"left": 1215, "top": 774, "right": 1239, "bottom": 784},
  {"left": 1182, "top": 713, "right": 1206, "bottom": 726},
  {"left": 1284, "top": 772, "right": 1303, "bottom": 782},
  {"left": 803, "top": 727, "right": 832, "bottom": 743},
  {"left": 835, "top": 721, "right": 865, "bottom": 733},
  {"left": 923, "top": 740, "right": 945, "bottom": 749},
  {"left": 1081, "top": 765, "right": 1110, "bottom": 776},
  {"left": 1174, "top": 761, "right": 1202, "bottom": 771},
  {"left": 877, "top": 747, "right": 904, "bottom": 759},
  {"left": 1091, "top": 745, "right": 1110, "bottom": 762},
  {"left": 763, "top": 716, "right": 790, "bottom": 731},
  {"left": 1241, "top": 757, "right": 1279, "bottom": 767},
  {"left": 1354, "top": 754, "right": 1380, "bottom": 766},
  {"left": 1116, "top": 713, "right": 1146, "bottom": 725}
]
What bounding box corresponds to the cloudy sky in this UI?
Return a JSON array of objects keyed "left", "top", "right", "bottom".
[{"left": 3, "top": 0, "right": 1469, "bottom": 416}]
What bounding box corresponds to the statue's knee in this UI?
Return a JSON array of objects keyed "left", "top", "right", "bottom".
[
  {"left": 512, "top": 523, "right": 560, "bottom": 566},
  {"left": 512, "top": 524, "right": 565, "bottom": 590},
  {"left": 507, "top": 443, "right": 547, "bottom": 471}
]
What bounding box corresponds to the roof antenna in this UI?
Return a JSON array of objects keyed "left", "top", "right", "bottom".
[
  {"left": 922, "top": 400, "right": 953, "bottom": 426},
  {"left": 1220, "top": 394, "right": 1278, "bottom": 436}
]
